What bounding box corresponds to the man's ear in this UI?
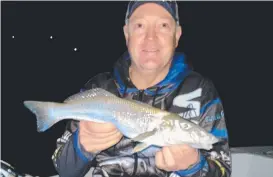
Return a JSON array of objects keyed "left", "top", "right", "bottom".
[
  {"left": 175, "top": 25, "right": 182, "bottom": 47},
  {"left": 123, "top": 24, "right": 129, "bottom": 46}
]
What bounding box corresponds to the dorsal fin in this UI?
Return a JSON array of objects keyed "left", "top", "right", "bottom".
[{"left": 64, "top": 88, "right": 117, "bottom": 103}]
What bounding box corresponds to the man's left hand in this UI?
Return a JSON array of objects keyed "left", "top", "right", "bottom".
[{"left": 155, "top": 144, "right": 200, "bottom": 172}]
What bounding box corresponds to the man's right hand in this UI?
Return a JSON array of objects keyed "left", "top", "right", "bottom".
[{"left": 78, "top": 120, "right": 123, "bottom": 153}]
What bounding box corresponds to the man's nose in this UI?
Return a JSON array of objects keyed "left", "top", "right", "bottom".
[{"left": 146, "top": 27, "right": 157, "bottom": 40}]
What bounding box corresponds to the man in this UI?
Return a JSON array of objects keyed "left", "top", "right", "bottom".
[{"left": 52, "top": 1, "right": 232, "bottom": 177}]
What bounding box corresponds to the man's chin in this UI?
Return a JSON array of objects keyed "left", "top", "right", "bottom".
[{"left": 140, "top": 63, "right": 162, "bottom": 72}]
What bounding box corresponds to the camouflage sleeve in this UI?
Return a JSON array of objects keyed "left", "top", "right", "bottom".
[
  {"left": 51, "top": 119, "right": 99, "bottom": 177},
  {"left": 51, "top": 89, "right": 99, "bottom": 177},
  {"left": 172, "top": 78, "right": 232, "bottom": 177}
]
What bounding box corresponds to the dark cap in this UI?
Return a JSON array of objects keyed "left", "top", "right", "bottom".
[{"left": 125, "top": 0, "right": 180, "bottom": 25}]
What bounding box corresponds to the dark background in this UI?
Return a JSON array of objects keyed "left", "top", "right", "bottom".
[{"left": 2, "top": 1, "right": 273, "bottom": 176}]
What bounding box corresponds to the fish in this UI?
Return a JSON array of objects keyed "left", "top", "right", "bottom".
[{"left": 23, "top": 87, "right": 220, "bottom": 153}]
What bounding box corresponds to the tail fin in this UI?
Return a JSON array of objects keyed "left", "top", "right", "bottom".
[{"left": 23, "top": 101, "right": 62, "bottom": 132}]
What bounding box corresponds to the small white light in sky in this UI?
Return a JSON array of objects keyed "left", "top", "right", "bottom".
[
  {"left": 50, "top": 36, "right": 53, "bottom": 39},
  {"left": 12, "top": 36, "right": 15, "bottom": 38},
  {"left": 74, "top": 48, "right": 78, "bottom": 51}
]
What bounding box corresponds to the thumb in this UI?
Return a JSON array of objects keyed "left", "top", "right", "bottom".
[{"left": 79, "top": 120, "right": 94, "bottom": 133}]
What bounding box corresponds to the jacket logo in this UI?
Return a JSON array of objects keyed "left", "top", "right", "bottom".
[
  {"left": 173, "top": 88, "right": 202, "bottom": 119},
  {"left": 57, "top": 130, "right": 72, "bottom": 144}
]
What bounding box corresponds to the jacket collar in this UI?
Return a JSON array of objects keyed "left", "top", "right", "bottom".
[{"left": 113, "top": 50, "right": 191, "bottom": 96}]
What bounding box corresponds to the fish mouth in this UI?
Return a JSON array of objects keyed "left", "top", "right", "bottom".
[
  {"left": 211, "top": 136, "right": 220, "bottom": 144},
  {"left": 199, "top": 134, "right": 220, "bottom": 145}
]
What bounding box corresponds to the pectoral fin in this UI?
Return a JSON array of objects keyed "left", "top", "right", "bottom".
[
  {"left": 131, "top": 128, "right": 158, "bottom": 142},
  {"left": 133, "top": 142, "right": 151, "bottom": 153}
]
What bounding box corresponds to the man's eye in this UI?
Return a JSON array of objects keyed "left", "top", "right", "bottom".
[
  {"left": 162, "top": 23, "right": 169, "bottom": 28},
  {"left": 136, "top": 23, "right": 143, "bottom": 28}
]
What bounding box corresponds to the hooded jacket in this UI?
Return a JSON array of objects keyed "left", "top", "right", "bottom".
[{"left": 52, "top": 51, "right": 232, "bottom": 177}]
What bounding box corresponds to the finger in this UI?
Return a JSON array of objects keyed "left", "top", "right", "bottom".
[
  {"left": 80, "top": 121, "right": 117, "bottom": 133},
  {"left": 80, "top": 131, "right": 123, "bottom": 145},
  {"left": 80, "top": 128, "right": 120, "bottom": 138},
  {"left": 80, "top": 133, "right": 123, "bottom": 152},
  {"left": 170, "top": 145, "right": 199, "bottom": 170},
  {"left": 92, "top": 134, "right": 123, "bottom": 150},
  {"left": 155, "top": 150, "right": 166, "bottom": 170},
  {"left": 162, "top": 147, "right": 176, "bottom": 171},
  {"left": 174, "top": 144, "right": 198, "bottom": 157},
  {"left": 169, "top": 145, "right": 183, "bottom": 160}
]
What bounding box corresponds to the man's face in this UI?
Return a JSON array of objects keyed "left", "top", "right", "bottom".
[{"left": 124, "top": 3, "right": 182, "bottom": 72}]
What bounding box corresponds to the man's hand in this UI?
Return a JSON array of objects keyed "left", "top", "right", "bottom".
[
  {"left": 78, "top": 120, "right": 123, "bottom": 153},
  {"left": 155, "top": 144, "right": 199, "bottom": 172}
]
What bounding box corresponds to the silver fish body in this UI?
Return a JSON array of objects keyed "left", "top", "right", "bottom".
[{"left": 23, "top": 88, "right": 220, "bottom": 152}]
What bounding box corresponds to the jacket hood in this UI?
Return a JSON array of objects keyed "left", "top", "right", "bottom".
[{"left": 113, "top": 50, "right": 192, "bottom": 97}]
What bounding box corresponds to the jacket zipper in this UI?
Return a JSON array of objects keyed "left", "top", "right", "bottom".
[{"left": 138, "top": 90, "right": 144, "bottom": 101}]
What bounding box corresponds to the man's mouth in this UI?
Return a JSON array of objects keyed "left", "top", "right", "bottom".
[{"left": 143, "top": 49, "right": 159, "bottom": 53}]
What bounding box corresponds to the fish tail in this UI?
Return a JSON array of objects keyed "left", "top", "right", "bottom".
[{"left": 23, "top": 100, "right": 62, "bottom": 132}]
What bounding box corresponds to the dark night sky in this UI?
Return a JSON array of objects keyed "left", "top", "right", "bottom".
[{"left": 2, "top": 1, "right": 273, "bottom": 176}]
